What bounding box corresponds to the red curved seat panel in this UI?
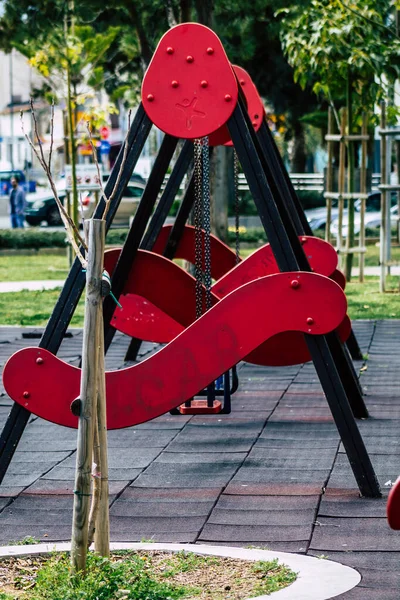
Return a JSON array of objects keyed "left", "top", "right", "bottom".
[{"left": 3, "top": 272, "right": 347, "bottom": 429}]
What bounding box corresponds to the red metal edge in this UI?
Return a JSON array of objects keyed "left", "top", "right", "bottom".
[
  {"left": 179, "top": 399, "right": 222, "bottom": 414},
  {"left": 387, "top": 477, "right": 400, "bottom": 529},
  {"left": 209, "top": 64, "right": 265, "bottom": 146},
  {"left": 152, "top": 224, "right": 239, "bottom": 279},
  {"left": 142, "top": 23, "right": 238, "bottom": 139}
]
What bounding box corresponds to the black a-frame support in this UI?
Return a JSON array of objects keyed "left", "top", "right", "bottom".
[{"left": 0, "top": 98, "right": 381, "bottom": 497}]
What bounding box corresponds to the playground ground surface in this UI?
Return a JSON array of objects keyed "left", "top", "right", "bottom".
[{"left": 0, "top": 321, "right": 399, "bottom": 599}]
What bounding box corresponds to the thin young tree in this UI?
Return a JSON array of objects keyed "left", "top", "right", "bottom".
[{"left": 22, "top": 101, "right": 130, "bottom": 574}]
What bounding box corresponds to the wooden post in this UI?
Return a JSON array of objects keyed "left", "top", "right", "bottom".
[
  {"left": 380, "top": 103, "right": 387, "bottom": 293},
  {"left": 359, "top": 113, "right": 368, "bottom": 283},
  {"left": 396, "top": 140, "right": 400, "bottom": 243},
  {"left": 71, "top": 218, "right": 105, "bottom": 573},
  {"left": 94, "top": 315, "right": 110, "bottom": 556},
  {"left": 337, "top": 109, "right": 347, "bottom": 264},
  {"left": 325, "top": 108, "right": 334, "bottom": 244}
]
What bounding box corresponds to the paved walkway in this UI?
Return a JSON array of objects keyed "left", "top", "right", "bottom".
[
  {"left": 0, "top": 322, "right": 399, "bottom": 598},
  {"left": 0, "top": 268, "right": 396, "bottom": 293}
]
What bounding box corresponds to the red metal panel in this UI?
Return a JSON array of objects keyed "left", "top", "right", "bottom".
[
  {"left": 152, "top": 224, "right": 238, "bottom": 279},
  {"left": 3, "top": 272, "right": 347, "bottom": 429},
  {"left": 387, "top": 478, "right": 400, "bottom": 529},
  {"left": 113, "top": 293, "right": 184, "bottom": 343},
  {"left": 244, "top": 316, "right": 351, "bottom": 367},
  {"left": 330, "top": 268, "right": 346, "bottom": 290},
  {"left": 142, "top": 23, "right": 238, "bottom": 139},
  {"left": 209, "top": 65, "right": 265, "bottom": 147},
  {"left": 104, "top": 249, "right": 220, "bottom": 331},
  {"left": 212, "top": 236, "right": 338, "bottom": 297}
]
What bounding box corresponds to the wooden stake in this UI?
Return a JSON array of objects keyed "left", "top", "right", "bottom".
[
  {"left": 380, "top": 102, "right": 387, "bottom": 293},
  {"left": 94, "top": 314, "right": 110, "bottom": 557},
  {"left": 325, "top": 107, "right": 334, "bottom": 244},
  {"left": 337, "top": 109, "right": 347, "bottom": 262},
  {"left": 359, "top": 113, "right": 368, "bottom": 283},
  {"left": 71, "top": 219, "right": 105, "bottom": 573}
]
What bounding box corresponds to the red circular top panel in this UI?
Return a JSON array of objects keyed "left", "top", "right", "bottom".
[
  {"left": 142, "top": 23, "right": 238, "bottom": 139},
  {"left": 209, "top": 65, "right": 265, "bottom": 146}
]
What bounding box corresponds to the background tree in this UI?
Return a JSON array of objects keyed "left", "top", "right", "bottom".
[{"left": 279, "top": 0, "right": 400, "bottom": 279}]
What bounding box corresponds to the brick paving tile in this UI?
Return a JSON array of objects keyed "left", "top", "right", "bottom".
[
  {"left": 199, "top": 524, "right": 312, "bottom": 543},
  {"left": 215, "top": 494, "right": 319, "bottom": 511},
  {"left": 201, "top": 540, "right": 309, "bottom": 553},
  {"left": 332, "top": 590, "right": 399, "bottom": 600},
  {"left": 207, "top": 508, "right": 315, "bottom": 526},
  {"left": 310, "top": 517, "right": 400, "bottom": 551},
  {"left": 319, "top": 495, "right": 388, "bottom": 518},
  {"left": 225, "top": 482, "right": 325, "bottom": 496},
  {"left": 110, "top": 501, "right": 214, "bottom": 518},
  {"left": 0, "top": 498, "right": 11, "bottom": 511}
]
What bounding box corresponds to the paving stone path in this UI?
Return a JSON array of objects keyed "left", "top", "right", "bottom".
[{"left": 0, "top": 322, "right": 399, "bottom": 598}]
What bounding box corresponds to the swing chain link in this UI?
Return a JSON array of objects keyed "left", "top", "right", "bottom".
[
  {"left": 202, "top": 136, "right": 212, "bottom": 312},
  {"left": 194, "top": 138, "right": 203, "bottom": 320},
  {"left": 234, "top": 150, "right": 241, "bottom": 264}
]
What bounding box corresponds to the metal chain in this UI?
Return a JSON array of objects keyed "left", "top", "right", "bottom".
[
  {"left": 194, "top": 138, "right": 203, "bottom": 320},
  {"left": 234, "top": 150, "right": 241, "bottom": 264},
  {"left": 202, "top": 136, "right": 212, "bottom": 312}
]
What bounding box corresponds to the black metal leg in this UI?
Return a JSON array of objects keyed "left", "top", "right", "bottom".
[
  {"left": 0, "top": 105, "right": 153, "bottom": 485},
  {"left": 257, "top": 119, "right": 364, "bottom": 367},
  {"left": 306, "top": 335, "right": 379, "bottom": 497},
  {"left": 104, "top": 134, "right": 179, "bottom": 352},
  {"left": 346, "top": 329, "right": 364, "bottom": 360},
  {"left": 124, "top": 140, "right": 194, "bottom": 361},
  {"left": 227, "top": 99, "right": 380, "bottom": 497}
]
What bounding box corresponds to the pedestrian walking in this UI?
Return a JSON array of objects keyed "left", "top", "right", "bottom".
[{"left": 9, "top": 177, "right": 25, "bottom": 228}]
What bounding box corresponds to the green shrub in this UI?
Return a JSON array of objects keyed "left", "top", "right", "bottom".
[
  {"left": 297, "top": 190, "right": 324, "bottom": 210},
  {"left": 0, "top": 229, "right": 67, "bottom": 249}
]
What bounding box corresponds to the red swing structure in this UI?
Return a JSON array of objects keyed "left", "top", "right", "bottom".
[{"left": 0, "top": 23, "right": 381, "bottom": 499}]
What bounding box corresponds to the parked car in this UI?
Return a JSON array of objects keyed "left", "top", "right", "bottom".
[
  {"left": 330, "top": 192, "right": 397, "bottom": 236},
  {"left": 305, "top": 192, "right": 396, "bottom": 233},
  {"left": 25, "top": 173, "right": 146, "bottom": 227}
]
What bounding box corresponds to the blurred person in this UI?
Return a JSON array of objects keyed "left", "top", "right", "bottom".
[{"left": 9, "top": 177, "right": 25, "bottom": 228}]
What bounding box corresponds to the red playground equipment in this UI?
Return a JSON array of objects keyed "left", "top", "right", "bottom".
[{"left": 0, "top": 23, "right": 380, "bottom": 499}]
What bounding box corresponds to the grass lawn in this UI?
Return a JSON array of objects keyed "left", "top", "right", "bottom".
[
  {"left": 0, "top": 254, "right": 69, "bottom": 282},
  {"left": 0, "top": 288, "right": 85, "bottom": 327},
  {"left": 0, "top": 250, "right": 398, "bottom": 326}
]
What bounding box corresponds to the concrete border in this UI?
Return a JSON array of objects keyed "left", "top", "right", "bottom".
[{"left": 0, "top": 541, "right": 360, "bottom": 599}]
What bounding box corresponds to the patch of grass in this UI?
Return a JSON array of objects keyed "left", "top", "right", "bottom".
[
  {"left": 0, "top": 289, "right": 85, "bottom": 327},
  {"left": 0, "top": 255, "right": 69, "bottom": 282},
  {"left": 346, "top": 277, "right": 400, "bottom": 319},
  {"left": 20, "top": 552, "right": 191, "bottom": 600},
  {"left": 1, "top": 551, "right": 297, "bottom": 600},
  {"left": 10, "top": 536, "right": 41, "bottom": 546},
  {"left": 252, "top": 559, "right": 297, "bottom": 595}
]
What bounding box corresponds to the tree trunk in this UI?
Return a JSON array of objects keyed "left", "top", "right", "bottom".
[
  {"left": 291, "top": 120, "right": 307, "bottom": 172},
  {"left": 194, "top": 0, "right": 214, "bottom": 27},
  {"left": 210, "top": 146, "right": 230, "bottom": 243}
]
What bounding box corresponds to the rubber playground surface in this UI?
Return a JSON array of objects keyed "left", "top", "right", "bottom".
[{"left": 0, "top": 321, "right": 399, "bottom": 599}]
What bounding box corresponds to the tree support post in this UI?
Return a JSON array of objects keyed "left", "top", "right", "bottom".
[{"left": 71, "top": 219, "right": 105, "bottom": 573}]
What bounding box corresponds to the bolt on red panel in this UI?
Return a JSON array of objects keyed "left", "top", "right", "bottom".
[
  {"left": 209, "top": 65, "right": 266, "bottom": 146},
  {"left": 142, "top": 23, "right": 238, "bottom": 139}
]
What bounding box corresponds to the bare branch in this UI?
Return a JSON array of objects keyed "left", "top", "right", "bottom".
[
  {"left": 48, "top": 99, "right": 55, "bottom": 175},
  {"left": 86, "top": 122, "right": 106, "bottom": 201},
  {"left": 21, "top": 107, "right": 88, "bottom": 265},
  {"left": 88, "top": 110, "right": 132, "bottom": 222}
]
